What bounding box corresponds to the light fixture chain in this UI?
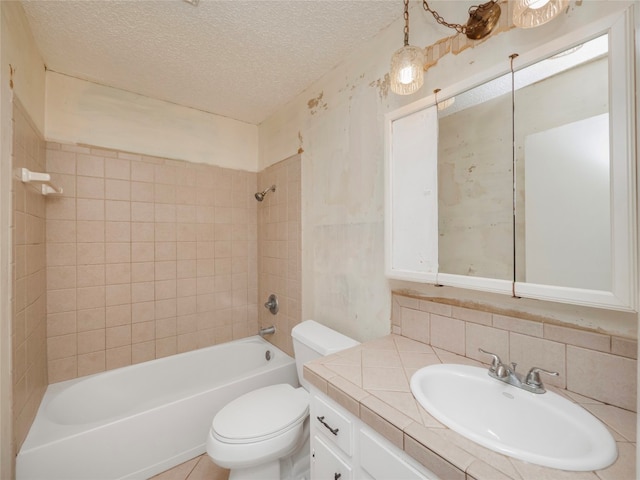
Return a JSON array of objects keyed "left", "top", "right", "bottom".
[
  {"left": 403, "top": 0, "right": 410, "bottom": 46},
  {"left": 422, "top": 0, "right": 466, "bottom": 34}
]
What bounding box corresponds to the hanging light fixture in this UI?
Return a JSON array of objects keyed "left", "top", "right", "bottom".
[
  {"left": 422, "top": 0, "right": 501, "bottom": 40},
  {"left": 513, "top": 0, "right": 569, "bottom": 29},
  {"left": 390, "top": 0, "right": 501, "bottom": 95},
  {"left": 389, "top": 0, "right": 566, "bottom": 96},
  {"left": 390, "top": 0, "right": 425, "bottom": 95}
]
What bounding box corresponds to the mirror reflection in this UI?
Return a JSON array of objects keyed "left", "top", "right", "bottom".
[
  {"left": 436, "top": 34, "right": 610, "bottom": 292},
  {"left": 514, "top": 34, "right": 610, "bottom": 290},
  {"left": 437, "top": 73, "right": 513, "bottom": 280}
]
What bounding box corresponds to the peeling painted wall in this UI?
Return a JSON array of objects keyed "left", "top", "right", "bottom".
[
  {"left": 258, "top": 0, "right": 638, "bottom": 342},
  {"left": 45, "top": 72, "right": 259, "bottom": 172},
  {"left": 258, "top": 1, "right": 430, "bottom": 342}
]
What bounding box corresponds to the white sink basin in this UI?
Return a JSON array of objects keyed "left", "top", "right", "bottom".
[{"left": 410, "top": 364, "right": 617, "bottom": 471}]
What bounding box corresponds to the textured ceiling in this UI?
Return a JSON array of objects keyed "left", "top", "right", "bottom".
[{"left": 21, "top": 0, "right": 403, "bottom": 125}]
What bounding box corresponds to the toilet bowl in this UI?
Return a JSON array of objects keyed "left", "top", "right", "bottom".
[
  {"left": 206, "top": 384, "right": 308, "bottom": 473},
  {"left": 206, "top": 320, "right": 359, "bottom": 480}
]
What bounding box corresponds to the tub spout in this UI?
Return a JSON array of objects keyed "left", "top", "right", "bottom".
[{"left": 259, "top": 326, "right": 276, "bottom": 337}]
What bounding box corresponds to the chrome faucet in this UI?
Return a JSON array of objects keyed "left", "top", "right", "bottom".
[{"left": 478, "top": 348, "right": 559, "bottom": 394}]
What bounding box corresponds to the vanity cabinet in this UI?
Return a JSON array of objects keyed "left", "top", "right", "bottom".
[{"left": 310, "top": 388, "right": 438, "bottom": 480}]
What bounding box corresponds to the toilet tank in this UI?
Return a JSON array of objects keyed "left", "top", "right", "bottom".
[{"left": 291, "top": 320, "right": 359, "bottom": 389}]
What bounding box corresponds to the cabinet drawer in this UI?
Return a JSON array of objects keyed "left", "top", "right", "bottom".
[
  {"left": 312, "top": 435, "right": 352, "bottom": 480},
  {"left": 311, "top": 394, "right": 353, "bottom": 455},
  {"left": 359, "top": 428, "right": 435, "bottom": 480}
]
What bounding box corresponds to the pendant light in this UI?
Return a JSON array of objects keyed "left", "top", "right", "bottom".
[
  {"left": 390, "top": 0, "right": 424, "bottom": 95},
  {"left": 388, "top": 0, "right": 566, "bottom": 97},
  {"left": 513, "top": 0, "right": 569, "bottom": 29}
]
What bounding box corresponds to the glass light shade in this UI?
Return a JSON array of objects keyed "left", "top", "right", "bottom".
[
  {"left": 390, "top": 45, "right": 424, "bottom": 95},
  {"left": 513, "top": 0, "right": 569, "bottom": 29}
]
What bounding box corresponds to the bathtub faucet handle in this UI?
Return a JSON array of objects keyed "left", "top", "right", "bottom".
[{"left": 264, "top": 294, "right": 279, "bottom": 315}]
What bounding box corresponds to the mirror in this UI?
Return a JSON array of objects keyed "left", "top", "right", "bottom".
[
  {"left": 513, "top": 10, "right": 636, "bottom": 310},
  {"left": 514, "top": 35, "right": 610, "bottom": 291},
  {"left": 437, "top": 73, "right": 513, "bottom": 281},
  {"left": 385, "top": 6, "right": 636, "bottom": 311}
]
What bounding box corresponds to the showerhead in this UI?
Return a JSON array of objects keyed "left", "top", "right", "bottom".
[{"left": 255, "top": 185, "right": 276, "bottom": 202}]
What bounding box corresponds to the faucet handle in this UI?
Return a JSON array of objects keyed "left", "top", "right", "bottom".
[
  {"left": 525, "top": 367, "right": 560, "bottom": 389},
  {"left": 478, "top": 348, "right": 505, "bottom": 375}
]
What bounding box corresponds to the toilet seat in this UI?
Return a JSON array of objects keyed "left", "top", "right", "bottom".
[{"left": 212, "top": 384, "right": 309, "bottom": 444}]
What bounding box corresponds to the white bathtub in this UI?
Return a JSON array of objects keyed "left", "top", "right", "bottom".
[{"left": 16, "top": 336, "right": 297, "bottom": 480}]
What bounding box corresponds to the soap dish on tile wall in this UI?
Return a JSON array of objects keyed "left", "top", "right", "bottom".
[{"left": 20, "top": 168, "right": 63, "bottom": 195}]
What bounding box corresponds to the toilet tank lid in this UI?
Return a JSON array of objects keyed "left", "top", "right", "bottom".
[{"left": 291, "top": 320, "right": 359, "bottom": 356}]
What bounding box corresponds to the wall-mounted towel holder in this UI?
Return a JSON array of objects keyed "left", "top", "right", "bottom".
[{"left": 20, "top": 168, "right": 63, "bottom": 196}]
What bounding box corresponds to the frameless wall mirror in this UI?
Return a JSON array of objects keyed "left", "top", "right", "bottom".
[{"left": 385, "top": 5, "right": 637, "bottom": 311}]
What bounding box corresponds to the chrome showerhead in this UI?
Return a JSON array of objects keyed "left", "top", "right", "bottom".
[{"left": 255, "top": 185, "right": 276, "bottom": 202}]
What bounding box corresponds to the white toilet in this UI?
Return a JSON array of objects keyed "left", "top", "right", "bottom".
[{"left": 206, "top": 320, "right": 359, "bottom": 480}]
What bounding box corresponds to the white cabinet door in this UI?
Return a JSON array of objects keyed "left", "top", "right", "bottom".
[
  {"left": 359, "top": 428, "right": 436, "bottom": 480},
  {"left": 311, "top": 435, "right": 352, "bottom": 480},
  {"left": 311, "top": 392, "right": 354, "bottom": 455},
  {"left": 310, "top": 389, "right": 440, "bottom": 480}
]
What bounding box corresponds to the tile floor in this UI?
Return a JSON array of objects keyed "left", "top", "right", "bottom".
[{"left": 151, "top": 454, "right": 229, "bottom": 480}]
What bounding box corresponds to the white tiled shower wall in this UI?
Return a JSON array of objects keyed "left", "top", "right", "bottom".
[{"left": 392, "top": 293, "right": 637, "bottom": 412}]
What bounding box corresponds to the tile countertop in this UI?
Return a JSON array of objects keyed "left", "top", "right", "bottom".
[{"left": 303, "top": 334, "right": 636, "bottom": 480}]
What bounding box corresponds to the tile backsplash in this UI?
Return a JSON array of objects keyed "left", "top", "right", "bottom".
[
  {"left": 45, "top": 142, "right": 259, "bottom": 382},
  {"left": 391, "top": 292, "right": 637, "bottom": 412}
]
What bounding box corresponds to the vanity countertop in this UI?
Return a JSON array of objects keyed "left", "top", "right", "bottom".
[{"left": 303, "top": 334, "right": 636, "bottom": 480}]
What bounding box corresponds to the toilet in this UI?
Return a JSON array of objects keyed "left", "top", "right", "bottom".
[{"left": 206, "top": 320, "right": 359, "bottom": 480}]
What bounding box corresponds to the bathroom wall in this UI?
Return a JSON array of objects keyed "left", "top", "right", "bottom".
[
  {"left": 258, "top": 1, "right": 512, "bottom": 342},
  {"left": 46, "top": 72, "right": 259, "bottom": 171},
  {"left": 258, "top": 1, "right": 638, "bottom": 342},
  {"left": 11, "top": 99, "right": 48, "bottom": 454},
  {"left": 257, "top": 155, "right": 301, "bottom": 356},
  {"left": 1, "top": 3, "right": 47, "bottom": 477},
  {"left": 45, "top": 142, "right": 258, "bottom": 382},
  {"left": 391, "top": 292, "right": 638, "bottom": 412}
]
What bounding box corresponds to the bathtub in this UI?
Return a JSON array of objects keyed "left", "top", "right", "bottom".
[{"left": 16, "top": 336, "right": 297, "bottom": 480}]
